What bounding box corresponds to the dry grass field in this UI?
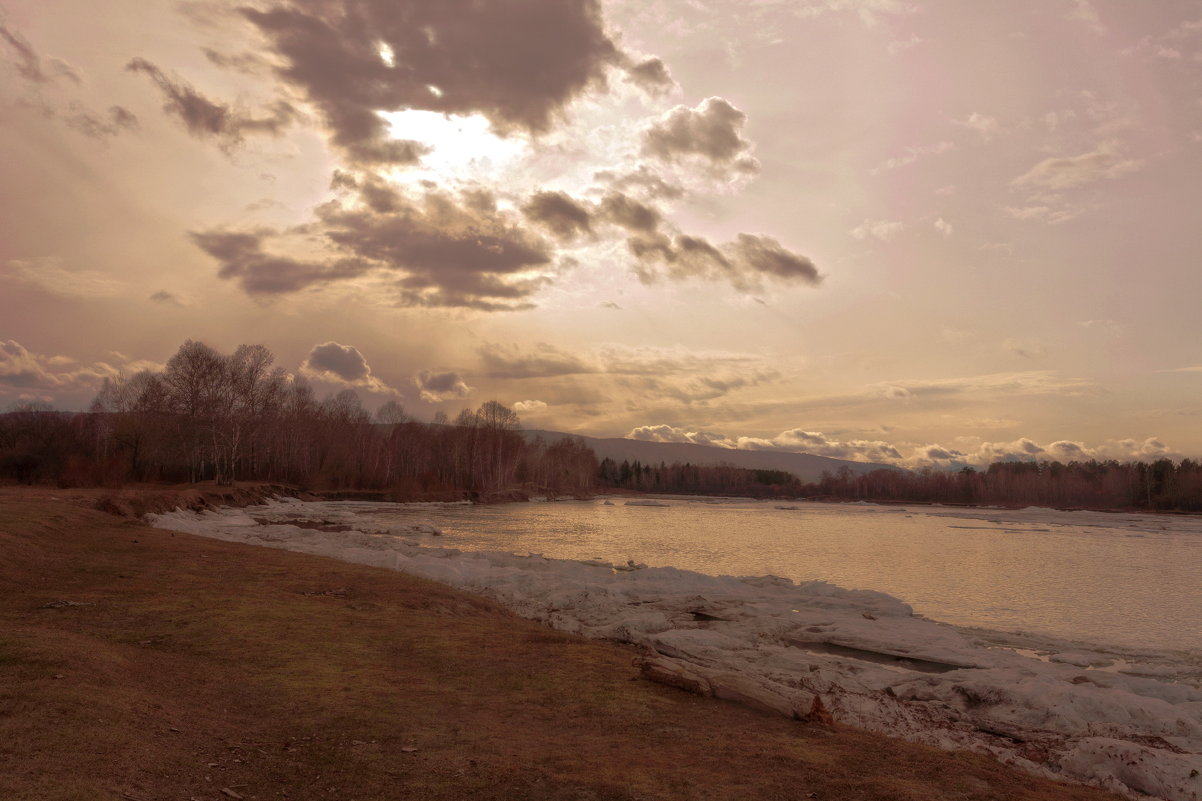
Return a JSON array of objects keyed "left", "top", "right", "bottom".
[{"left": 0, "top": 487, "right": 1127, "bottom": 801}]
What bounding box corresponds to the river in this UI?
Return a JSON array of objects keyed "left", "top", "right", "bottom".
[{"left": 338, "top": 496, "right": 1202, "bottom": 654}]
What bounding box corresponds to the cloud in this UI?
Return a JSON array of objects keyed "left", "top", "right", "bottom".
[
  {"left": 594, "top": 165, "right": 684, "bottom": 200},
  {"left": 1067, "top": 0, "right": 1106, "bottom": 35},
  {"left": 599, "top": 192, "right": 663, "bottom": 233},
  {"left": 629, "top": 231, "right": 820, "bottom": 291},
  {"left": 628, "top": 422, "right": 1188, "bottom": 470},
  {"left": 1, "top": 258, "right": 126, "bottom": 298},
  {"left": 126, "top": 57, "right": 297, "bottom": 149},
  {"left": 953, "top": 112, "right": 999, "bottom": 138},
  {"left": 2, "top": 24, "right": 140, "bottom": 141},
  {"left": 1012, "top": 141, "right": 1142, "bottom": 190},
  {"left": 415, "top": 370, "right": 474, "bottom": 403},
  {"left": 623, "top": 57, "right": 675, "bottom": 94},
  {"left": 191, "top": 230, "right": 372, "bottom": 296},
  {"left": 626, "top": 423, "right": 902, "bottom": 463},
  {"left": 239, "top": 0, "right": 621, "bottom": 161},
  {"left": 642, "top": 97, "right": 758, "bottom": 174},
  {"left": 479, "top": 343, "right": 596, "bottom": 379},
  {"left": 512, "top": 399, "right": 548, "bottom": 414},
  {"left": 521, "top": 191, "right": 594, "bottom": 241},
  {"left": 0, "top": 339, "right": 143, "bottom": 400},
  {"left": 301, "top": 341, "right": 396, "bottom": 394},
  {"left": 628, "top": 424, "right": 734, "bottom": 448},
  {"left": 0, "top": 23, "right": 79, "bottom": 84},
  {"left": 739, "top": 429, "right": 904, "bottom": 463},
  {"left": 194, "top": 177, "right": 555, "bottom": 310},
  {"left": 868, "top": 371, "right": 1093, "bottom": 399},
  {"left": 149, "top": 290, "right": 188, "bottom": 307},
  {"left": 851, "top": 219, "right": 904, "bottom": 241},
  {"left": 1003, "top": 204, "right": 1081, "bottom": 225},
  {"left": 617, "top": 370, "right": 779, "bottom": 405},
  {"left": 871, "top": 140, "right": 953, "bottom": 173},
  {"left": 1002, "top": 338, "right": 1047, "bottom": 360},
  {"left": 933, "top": 218, "right": 953, "bottom": 236},
  {"left": 62, "top": 103, "right": 139, "bottom": 139}
]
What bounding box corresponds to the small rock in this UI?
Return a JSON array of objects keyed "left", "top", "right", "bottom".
[
  {"left": 220, "top": 789, "right": 243, "bottom": 800},
  {"left": 401, "top": 746, "right": 418, "bottom": 753}
]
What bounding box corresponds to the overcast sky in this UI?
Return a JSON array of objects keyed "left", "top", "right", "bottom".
[{"left": 3, "top": 0, "right": 1201, "bottom": 467}]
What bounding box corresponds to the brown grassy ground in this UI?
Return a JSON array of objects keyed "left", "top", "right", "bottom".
[{"left": 0, "top": 487, "right": 1127, "bottom": 801}]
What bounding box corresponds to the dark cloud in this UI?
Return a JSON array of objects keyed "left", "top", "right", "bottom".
[
  {"left": 194, "top": 178, "right": 555, "bottom": 310},
  {"left": 642, "top": 97, "right": 758, "bottom": 174},
  {"left": 149, "top": 290, "right": 186, "bottom": 307},
  {"left": 415, "top": 370, "right": 474, "bottom": 403},
  {"left": 317, "top": 179, "right": 554, "bottom": 310},
  {"left": 304, "top": 341, "right": 371, "bottom": 383},
  {"left": 126, "top": 57, "right": 298, "bottom": 148},
  {"left": 728, "top": 234, "right": 821, "bottom": 285},
  {"left": 599, "top": 192, "right": 662, "bottom": 233},
  {"left": 240, "top": 0, "right": 621, "bottom": 162},
  {"left": 478, "top": 343, "right": 596, "bottom": 379},
  {"left": 297, "top": 341, "right": 395, "bottom": 393},
  {"left": 190, "top": 230, "right": 371, "bottom": 295},
  {"left": 63, "top": 104, "right": 139, "bottom": 139},
  {"left": 624, "top": 57, "right": 674, "bottom": 94},
  {"left": 341, "top": 139, "right": 430, "bottom": 167},
  {"left": 201, "top": 48, "right": 267, "bottom": 75},
  {"left": 627, "top": 231, "right": 821, "bottom": 292},
  {"left": 521, "top": 191, "right": 594, "bottom": 241},
  {"left": 0, "top": 24, "right": 79, "bottom": 84}
]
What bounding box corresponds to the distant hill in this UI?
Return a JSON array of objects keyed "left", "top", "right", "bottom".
[{"left": 522, "top": 429, "right": 900, "bottom": 483}]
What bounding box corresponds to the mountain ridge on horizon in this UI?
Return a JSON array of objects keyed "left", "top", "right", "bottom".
[{"left": 522, "top": 428, "right": 900, "bottom": 484}]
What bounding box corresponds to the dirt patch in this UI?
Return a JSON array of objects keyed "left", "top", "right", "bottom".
[{"left": 0, "top": 490, "right": 1127, "bottom": 801}]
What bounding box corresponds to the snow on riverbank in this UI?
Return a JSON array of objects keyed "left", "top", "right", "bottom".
[{"left": 148, "top": 499, "right": 1202, "bottom": 801}]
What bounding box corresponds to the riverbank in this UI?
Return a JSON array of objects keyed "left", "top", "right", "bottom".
[{"left": 0, "top": 487, "right": 1127, "bottom": 801}]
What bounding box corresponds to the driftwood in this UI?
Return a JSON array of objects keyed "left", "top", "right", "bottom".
[{"left": 635, "top": 656, "right": 831, "bottom": 724}]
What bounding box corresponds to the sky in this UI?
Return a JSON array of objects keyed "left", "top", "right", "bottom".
[{"left": 2, "top": 0, "right": 1202, "bottom": 469}]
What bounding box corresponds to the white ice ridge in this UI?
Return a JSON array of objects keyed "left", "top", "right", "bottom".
[{"left": 148, "top": 500, "right": 1202, "bottom": 801}]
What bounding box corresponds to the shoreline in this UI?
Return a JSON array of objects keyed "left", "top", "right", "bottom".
[
  {"left": 144, "top": 492, "right": 1202, "bottom": 801},
  {"left": 0, "top": 485, "right": 1131, "bottom": 801}
]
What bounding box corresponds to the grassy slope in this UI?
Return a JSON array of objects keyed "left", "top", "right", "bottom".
[{"left": 0, "top": 488, "right": 1126, "bottom": 801}]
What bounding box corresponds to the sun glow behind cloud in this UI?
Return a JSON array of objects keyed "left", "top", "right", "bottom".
[{"left": 380, "top": 109, "right": 527, "bottom": 177}]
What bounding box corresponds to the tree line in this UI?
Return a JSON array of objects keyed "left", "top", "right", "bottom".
[
  {"left": 0, "top": 340, "right": 596, "bottom": 499},
  {"left": 596, "top": 457, "right": 806, "bottom": 498},
  {"left": 806, "top": 459, "right": 1202, "bottom": 512}
]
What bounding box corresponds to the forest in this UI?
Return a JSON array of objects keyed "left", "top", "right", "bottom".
[
  {"left": 0, "top": 340, "right": 597, "bottom": 500},
  {"left": 3, "top": 339, "right": 1202, "bottom": 511},
  {"left": 804, "top": 459, "right": 1202, "bottom": 512}
]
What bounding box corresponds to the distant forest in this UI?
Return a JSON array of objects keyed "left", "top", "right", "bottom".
[
  {"left": 806, "top": 460, "right": 1202, "bottom": 513},
  {"left": 2, "top": 339, "right": 1201, "bottom": 511}
]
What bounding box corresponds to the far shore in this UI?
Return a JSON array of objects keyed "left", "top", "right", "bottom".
[{"left": 0, "top": 484, "right": 1128, "bottom": 801}]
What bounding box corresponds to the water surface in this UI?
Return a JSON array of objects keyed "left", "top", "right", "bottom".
[{"left": 341, "top": 498, "right": 1202, "bottom": 653}]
